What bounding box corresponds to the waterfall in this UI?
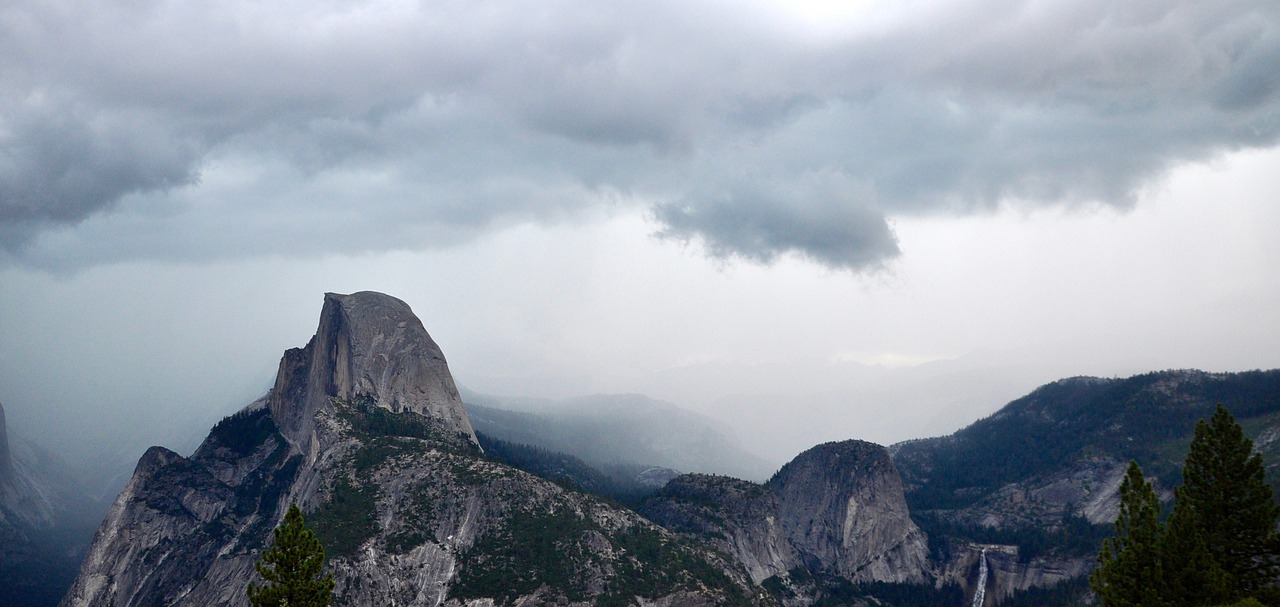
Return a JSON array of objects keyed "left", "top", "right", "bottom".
[{"left": 971, "top": 548, "right": 988, "bottom": 607}]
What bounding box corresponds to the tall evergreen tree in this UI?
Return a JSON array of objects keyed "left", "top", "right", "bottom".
[
  {"left": 1175, "top": 405, "right": 1280, "bottom": 600},
  {"left": 1160, "top": 488, "right": 1228, "bottom": 606},
  {"left": 1091, "top": 461, "right": 1165, "bottom": 607},
  {"left": 248, "top": 503, "right": 335, "bottom": 607}
]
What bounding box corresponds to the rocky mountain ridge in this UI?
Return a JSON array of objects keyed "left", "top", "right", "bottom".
[
  {"left": 50, "top": 291, "right": 1280, "bottom": 607},
  {"left": 893, "top": 370, "right": 1280, "bottom": 524},
  {"left": 60, "top": 293, "right": 772, "bottom": 606},
  {"left": 61, "top": 291, "right": 976, "bottom": 607}
]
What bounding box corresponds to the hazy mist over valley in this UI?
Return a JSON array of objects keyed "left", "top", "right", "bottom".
[{"left": 3, "top": 333, "right": 1259, "bottom": 488}]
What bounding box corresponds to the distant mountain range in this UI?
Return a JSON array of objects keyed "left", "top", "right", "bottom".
[{"left": 7, "top": 291, "right": 1280, "bottom": 606}]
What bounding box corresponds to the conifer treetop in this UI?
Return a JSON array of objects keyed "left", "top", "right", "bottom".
[{"left": 248, "top": 503, "right": 335, "bottom": 607}]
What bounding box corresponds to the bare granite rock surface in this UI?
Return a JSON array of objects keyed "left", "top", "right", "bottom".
[
  {"left": 269, "top": 291, "right": 477, "bottom": 456},
  {"left": 61, "top": 292, "right": 757, "bottom": 607},
  {"left": 770, "top": 441, "right": 931, "bottom": 584},
  {"left": 645, "top": 439, "right": 932, "bottom": 593}
]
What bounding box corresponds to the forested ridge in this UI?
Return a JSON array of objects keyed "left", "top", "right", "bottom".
[{"left": 895, "top": 370, "right": 1280, "bottom": 511}]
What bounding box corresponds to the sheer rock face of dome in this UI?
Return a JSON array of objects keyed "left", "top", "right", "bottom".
[
  {"left": 644, "top": 439, "right": 931, "bottom": 587},
  {"left": 268, "top": 291, "right": 477, "bottom": 456}
]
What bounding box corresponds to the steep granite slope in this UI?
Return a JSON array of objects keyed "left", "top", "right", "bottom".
[
  {"left": 769, "top": 441, "right": 930, "bottom": 583},
  {"left": 643, "top": 440, "right": 932, "bottom": 604},
  {"left": 62, "top": 292, "right": 759, "bottom": 607},
  {"left": 269, "top": 291, "right": 477, "bottom": 454}
]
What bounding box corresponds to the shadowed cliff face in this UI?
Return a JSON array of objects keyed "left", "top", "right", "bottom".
[
  {"left": 269, "top": 292, "right": 477, "bottom": 455},
  {"left": 0, "top": 402, "right": 12, "bottom": 495}
]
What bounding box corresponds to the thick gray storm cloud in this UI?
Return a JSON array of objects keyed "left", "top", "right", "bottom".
[{"left": 2, "top": 0, "right": 1277, "bottom": 270}]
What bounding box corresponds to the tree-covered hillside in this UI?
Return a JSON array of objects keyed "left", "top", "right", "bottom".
[{"left": 893, "top": 370, "right": 1280, "bottom": 511}]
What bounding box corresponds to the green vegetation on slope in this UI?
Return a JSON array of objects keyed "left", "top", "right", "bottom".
[
  {"left": 914, "top": 510, "right": 1112, "bottom": 562},
  {"left": 450, "top": 501, "right": 753, "bottom": 607},
  {"left": 312, "top": 397, "right": 459, "bottom": 557},
  {"left": 897, "top": 370, "right": 1280, "bottom": 510},
  {"left": 998, "top": 575, "right": 1091, "bottom": 607},
  {"left": 208, "top": 408, "right": 279, "bottom": 456},
  {"left": 334, "top": 395, "right": 477, "bottom": 454},
  {"left": 309, "top": 477, "right": 378, "bottom": 558}
]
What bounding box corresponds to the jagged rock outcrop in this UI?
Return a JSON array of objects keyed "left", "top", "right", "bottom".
[
  {"left": 62, "top": 292, "right": 759, "bottom": 607},
  {"left": 270, "top": 291, "right": 477, "bottom": 455},
  {"left": 644, "top": 440, "right": 931, "bottom": 596}
]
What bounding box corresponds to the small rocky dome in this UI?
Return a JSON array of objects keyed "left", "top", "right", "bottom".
[{"left": 769, "top": 439, "right": 930, "bottom": 582}]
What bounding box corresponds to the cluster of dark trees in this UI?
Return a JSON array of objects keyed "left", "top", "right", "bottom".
[{"left": 1091, "top": 405, "right": 1280, "bottom": 607}]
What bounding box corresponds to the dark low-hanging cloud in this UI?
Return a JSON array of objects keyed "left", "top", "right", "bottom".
[
  {"left": 1, "top": 0, "right": 1276, "bottom": 271},
  {"left": 654, "top": 173, "right": 900, "bottom": 269},
  {"left": 0, "top": 99, "right": 200, "bottom": 239}
]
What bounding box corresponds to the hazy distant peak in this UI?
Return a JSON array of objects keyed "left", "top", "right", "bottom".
[{"left": 267, "top": 291, "right": 477, "bottom": 454}]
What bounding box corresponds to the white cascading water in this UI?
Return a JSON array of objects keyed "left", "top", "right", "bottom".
[{"left": 971, "top": 548, "right": 988, "bottom": 607}]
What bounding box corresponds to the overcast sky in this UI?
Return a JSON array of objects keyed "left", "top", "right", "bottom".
[{"left": 2, "top": 0, "right": 1279, "bottom": 467}]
